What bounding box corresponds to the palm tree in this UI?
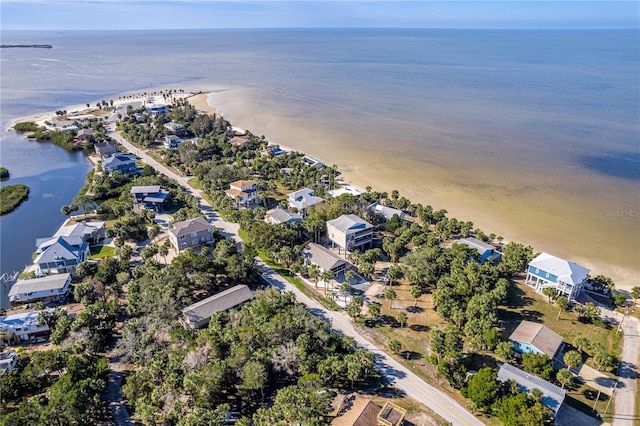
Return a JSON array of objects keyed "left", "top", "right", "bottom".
[
  {"left": 410, "top": 285, "right": 422, "bottom": 307},
  {"left": 158, "top": 244, "right": 169, "bottom": 264},
  {"left": 542, "top": 287, "right": 557, "bottom": 302},
  {"left": 344, "top": 269, "right": 356, "bottom": 286},
  {"left": 385, "top": 288, "right": 397, "bottom": 309},
  {"left": 320, "top": 270, "right": 334, "bottom": 293},
  {"left": 386, "top": 264, "right": 402, "bottom": 286},
  {"left": 308, "top": 264, "right": 321, "bottom": 288},
  {"left": 397, "top": 311, "right": 408, "bottom": 328},
  {"left": 388, "top": 340, "right": 402, "bottom": 354},
  {"left": 557, "top": 368, "right": 574, "bottom": 389},
  {"left": 340, "top": 282, "right": 351, "bottom": 302},
  {"left": 555, "top": 296, "right": 569, "bottom": 320},
  {"left": 368, "top": 302, "right": 381, "bottom": 320},
  {"left": 574, "top": 336, "right": 590, "bottom": 354}
]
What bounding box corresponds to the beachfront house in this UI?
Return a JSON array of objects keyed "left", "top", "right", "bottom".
[
  {"left": 225, "top": 180, "right": 258, "bottom": 208},
  {"left": 456, "top": 237, "right": 501, "bottom": 265},
  {"left": 130, "top": 185, "right": 169, "bottom": 212},
  {"left": 145, "top": 105, "right": 168, "bottom": 116},
  {"left": 302, "top": 155, "right": 326, "bottom": 170},
  {"left": 229, "top": 135, "right": 250, "bottom": 146},
  {"left": 265, "top": 207, "right": 302, "bottom": 225},
  {"left": 103, "top": 153, "right": 140, "bottom": 175},
  {"left": 526, "top": 252, "right": 590, "bottom": 301},
  {"left": 169, "top": 217, "right": 214, "bottom": 253},
  {"left": 33, "top": 236, "right": 90, "bottom": 277},
  {"left": 497, "top": 363, "right": 566, "bottom": 413},
  {"left": 508, "top": 320, "right": 564, "bottom": 361},
  {"left": 302, "top": 243, "right": 352, "bottom": 278},
  {"left": 94, "top": 140, "right": 118, "bottom": 159},
  {"left": 8, "top": 273, "right": 72, "bottom": 306},
  {"left": 180, "top": 285, "right": 254, "bottom": 330},
  {"left": 0, "top": 310, "right": 54, "bottom": 342},
  {"left": 326, "top": 214, "right": 374, "bottom": 253},
  {"left": 367, "top": 201, "right": 405, "bottom": 222},
  {"left": 287, "top": 188, "right": 324, "bottom": 216},
  {"left": 327, "top": 185, "right": 362, "bottom": 198},
  {"left": 164, "top": 135, "right": 181, "bottom": 149}
]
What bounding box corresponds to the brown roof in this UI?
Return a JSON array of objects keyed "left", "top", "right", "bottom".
[
  {"left": 229, "top": 135, "right": 250, "bottom": 145},
  {"left": 377, "top": 401, "right": 406, "bottom": 426},
  {"left": 509, "top": 321, "right": 563, "bottom": 358},
  {"left": 332, "top": 395, "right": 381, "bottom": 426},
  {"left": 225, "top": 188, "right": 247, "bottom": 198},
  {"left": 229, "top": 179, "right": 257, "bottom": 188}
]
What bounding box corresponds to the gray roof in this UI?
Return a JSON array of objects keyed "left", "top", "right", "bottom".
[
  {"left": 267, "top": 207, "right": 302, "bottom": 224},
  {"left": 509, "top": 321, "right": 563, "bottom": 358},
  {"left": 457, "top": 237, "right": 495, "bottom": 256},
  {"left": 54, "top": 221, "right": 104, "bottom": 238},
  {"left": 34, "top": 237, "right": 84, "bottom": 264},
  {"left": 182, "top": 285, "right": 254, "bottom": 326},
  {"left": 170, "top": 217, "right": 211, "bottom": 238},
  {"left": 327, "top": 214, "right": 373, "bottom": 233},
  {"left": 9, "top": 273, "right": 71, "bottom": 297},
  {"left": 131, "top": 185, "right": 161, "bottom": 194},
  {"left": 497, "top": 363, "right": 565, "bottom": 412},
  {"left": 303, "top": 243, "right": 350, "bottom": 272},
  {"left": 103, "top": 154, "right": 137, "bottom": 169}
]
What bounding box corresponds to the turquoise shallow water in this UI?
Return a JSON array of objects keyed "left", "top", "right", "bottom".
[{"left": 1, "top": 28, "right": 638, "bottom": 285}]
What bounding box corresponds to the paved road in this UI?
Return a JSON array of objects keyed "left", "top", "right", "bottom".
[
  {"left": 598, "top": 306, "right": 639, "bottom": 426},
  {"left": 111, "top": 130, "right": 483, "bottom": 426}
]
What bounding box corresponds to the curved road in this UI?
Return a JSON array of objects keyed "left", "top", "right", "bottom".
[{"left": 110, "top": 128, "right": 483, "bottom": 426}]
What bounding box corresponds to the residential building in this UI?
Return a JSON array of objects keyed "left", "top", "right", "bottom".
[
  {"left": 0, "top": 352, "right": 19, "bottom": 376},
  {"left": 497, "top": 363, "right": 566, "bottom": 413},
  {"left": 327, "top": 214, "right": 374, "bottom": 253},
  {"left": 265, "top": 207, "right": 302, "bottom": 225},
  {"left": 102, "top": 153, "right": 140, "bottom": 175},
  {"left": 331, "top": 395, "right": 406, "bottom": 426},
  {"left": 180, "top": 285, "right": 254, "bottom": 330},
  {"left": 509, "top": 320, "right": 564, "bottom": 361},
  {"left": 327, "top": 185, "right": 362, "bottom": 198},
  {"left": 33, "top": 236, "right": 89, "bottom": 277},
  {"left": 287, "top": 188, "right": 324, "bottom": 216},
  {"left": 456, "top": 237, "right": 501, "bottom": 265},
  {"left": 0, "top": 310, "right": 53, "bottom": 342},
  {"left": 164, "top": 135, "right": 181, "bottom": 149},
  {"left": 229, "top": 135, "right": 250, "bottom": 146},
  {"left": 145, "top": 105, "right": 167, "bottom": 116},
  {"left": 130, "top": 185, "right": 169, "bottom": 212},
  {"left": 94, "top": 140, "right": 118, "bottom": 158},
  {"left": 225, "top": 180, "right": 258, "bottom": 208},
  {"left": 303, "top": 243, "right": 351, "bottom": 276},
  {"left": 302, "top": 155, "right": 326, "bottom": 170},
  {"left": 163, "top": 121, "right": 185, "bottom": 134},
  {"left": 526, "top": 252, "right": 590, "bottom": 301},
  {"left": 53, "top": 221, "right": 105, "bottom": 245},
  {"left": 367, "top": 201, "right": 404, "bottom": 222},
  {"left": 8, "top": 273, "right": 72, "bottom": 305},
  {"left": 76, "top": 128, "right": 93, "bottom": 141},
  {"left": 133, "top": 113, "right": 145, "bottom": 123},
  {"left": 169, "top": 217, "right": 213, "bottom": 252}
]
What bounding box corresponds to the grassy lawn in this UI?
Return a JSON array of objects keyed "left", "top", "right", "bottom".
[
  {"left": 90, "top": 245, "right": 116, "bottom": 259},
  {"left": 187, "top": 177, "right": 202, "bottom": 190},
  {"left": 564, "top": 382, "right": 613, "bottom": 422}
]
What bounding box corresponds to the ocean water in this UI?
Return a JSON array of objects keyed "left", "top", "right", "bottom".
[{"left": 1, "top": 29, "right": 638, "bottom": 287}]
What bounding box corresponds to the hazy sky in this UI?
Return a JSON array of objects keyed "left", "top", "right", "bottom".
[{"left": 2, "top": 1, "right": 638, "bottom": 30}]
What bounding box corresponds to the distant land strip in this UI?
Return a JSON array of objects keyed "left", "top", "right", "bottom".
[{"left": 1, "top": 44, "right": 53, "bottom": 49}]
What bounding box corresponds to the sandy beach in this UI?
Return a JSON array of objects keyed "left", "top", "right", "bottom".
[{"left": 13, "top": 87, "right": 638, "bottom": 291}]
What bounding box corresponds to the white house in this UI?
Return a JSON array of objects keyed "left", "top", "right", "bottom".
[
  {"left": 327, "top": 185, "right": 362, "bottom": 198},
  {"left": 287, "top": 188, "right": 324, "bottom": 216},
  {"left": 301, "top": 155, "right": 326, "bottom": 170},
  {"left": 0, "top": 310, "right": 53, "bottom": 342},
  {"left": 265, "top": 207, "right": 302, "bottom": 225},
  {"left": 326, "top": 214, "right": 374, "bottom": 253},
  {"left": 225, "top": 180, "right": 258, "bottom": 208},
  {"left": 526, "top": 252, "right": 590, "bottom": 301},
  {"left": 164, "top": 135, "right": 181, "bottom": 149},
  {"left": 0, "top": 352, "right": 19, "bottom": 375},
  {"left": 8, "top": 273, "right": 72, "bottom": 305},
  {"left": 367, "top": 201, "right": 404, "bottom": 222}
]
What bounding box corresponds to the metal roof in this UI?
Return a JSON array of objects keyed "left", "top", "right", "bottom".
[
  {"left": 303, "top": 243, "right": 350, "bottom": 272},
  {"left": 497, "top": 363, "right": 565, "bottom": 412},
  {"left": 9, "top": 273, "right": 71, "bottom": 297},
  {"left": 327, "top": 214, "right": 372, "bottom": 234},
  {"left": 529, "top": 252, "right": 590, "bottom": 286},
  {"left": 182, "top": 285, "right": 254, "bottom": 326}
]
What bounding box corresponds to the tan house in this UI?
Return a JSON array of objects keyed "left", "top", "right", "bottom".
[
  {"left": 332, "top": 395, "right": 406, "bottom": 426},
  {"left": 225, "top": 180, "right": 258, "bottom": 208},
  {"left": 327, "top": 214, "right": 374, "bottom": 253},
  {"left": 169, "top": 217, "right": 213, "bottom": 252}
]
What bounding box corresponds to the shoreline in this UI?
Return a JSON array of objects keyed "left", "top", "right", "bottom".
[{"left": 9, "top": 88, "right": 638, "bottom": 291}]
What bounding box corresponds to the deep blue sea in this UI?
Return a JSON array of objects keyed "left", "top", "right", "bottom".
[{"left": 1, "top": 29, "right": 638, "bottom": 288}]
